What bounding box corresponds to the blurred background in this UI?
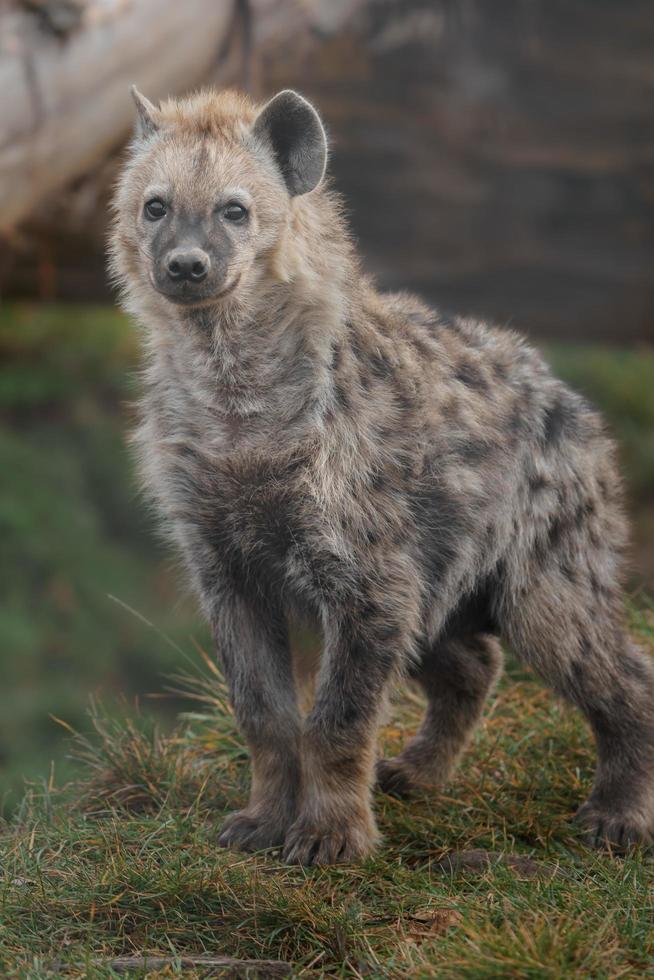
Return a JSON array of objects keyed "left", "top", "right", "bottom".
[{"left": 1, "top": 0, "right": 653, "bottom": 809}]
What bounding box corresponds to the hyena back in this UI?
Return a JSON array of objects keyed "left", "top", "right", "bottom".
[{"left": 109, "top": 86, "right": 654, "bottom": 862}]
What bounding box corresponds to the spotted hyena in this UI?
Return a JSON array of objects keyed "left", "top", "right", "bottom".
[{"left": 109, "top": 85, "right": 654, "bottom": 863}]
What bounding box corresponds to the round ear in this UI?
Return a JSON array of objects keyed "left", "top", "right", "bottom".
[
  {"left": 253, "top": 90, "right": 327, "bottom": 196},
  {"left": 130, "top": 85, "right": 160, "bottom": 139}
]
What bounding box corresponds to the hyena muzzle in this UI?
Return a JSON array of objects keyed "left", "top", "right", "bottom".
[{"left": 109, "top": 85, "right": 654, "bottom": 863}]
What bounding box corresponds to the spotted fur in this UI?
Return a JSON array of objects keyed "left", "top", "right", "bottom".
[{"left": 109, "top": 87, "right": 654, "bottom": 862}]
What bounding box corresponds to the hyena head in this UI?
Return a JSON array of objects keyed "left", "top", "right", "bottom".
[{"left": 110, "top": 87, "right": 327, "bottom": 312}]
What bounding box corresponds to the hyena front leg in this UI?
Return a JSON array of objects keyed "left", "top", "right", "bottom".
[
  {"left": 377, "top": 633, "right": 503, "bottom": 797},
  {"left": 213, "top": 592, "right": 301, "bottom": 852},
  {"left": 283, "top": 607, "right": 412, "bottom": 866}
]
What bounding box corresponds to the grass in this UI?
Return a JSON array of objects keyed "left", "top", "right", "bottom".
[
  {"left": 0, "top": 305, "right": 207, "bottom": 806},
  {"left": 1, "top": 605, "right": 653, "bottom": 978}
]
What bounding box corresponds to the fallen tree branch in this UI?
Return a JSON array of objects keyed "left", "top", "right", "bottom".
[
  {"left": 0, "top": 0, "right": 236, "bottom": 232},
  {"left": 51, "top": 953, "right": 293, "bottom": 976}
]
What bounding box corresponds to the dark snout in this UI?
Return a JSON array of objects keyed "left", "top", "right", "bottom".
[
  {"left": 165, "top": 247, "right": 210, "bottom": 283},
  {"left": 150, "top": 217, "right": 237, "bottom": 305}
]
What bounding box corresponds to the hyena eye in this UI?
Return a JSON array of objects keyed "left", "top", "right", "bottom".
[
  {"left": 223, "top": 203, "right": 248, "bottom": 222},
  {"left": 144, "top": 199, "right": 167, "bottom": 220}
]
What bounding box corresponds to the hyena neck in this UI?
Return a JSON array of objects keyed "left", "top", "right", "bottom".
[{"left": 146, "top": 192, "right": 358, "bottom": 446}]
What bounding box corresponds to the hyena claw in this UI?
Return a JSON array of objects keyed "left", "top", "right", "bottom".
[{"left": 217, "top": 810, "right": 288, "bottom": 852}]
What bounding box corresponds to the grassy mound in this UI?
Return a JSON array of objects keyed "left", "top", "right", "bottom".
[{"left": 2, "top": 606, "right": 653, "bottom": 978}]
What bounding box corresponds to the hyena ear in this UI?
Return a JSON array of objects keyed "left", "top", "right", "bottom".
[
  {"left": 253, "top": 90, "right": 327, "bottom": 196},
  {"left": 130, "top": 85, "right": 160, "bottom": 139}
]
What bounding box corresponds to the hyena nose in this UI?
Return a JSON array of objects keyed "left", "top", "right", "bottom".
[{"left": 165, "top": 248, "right": 210, "bottom": 283}]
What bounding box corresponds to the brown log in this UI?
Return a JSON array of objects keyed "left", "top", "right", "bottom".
[{"left": 0, "top": 0, "right": 237, "bottom": 232}]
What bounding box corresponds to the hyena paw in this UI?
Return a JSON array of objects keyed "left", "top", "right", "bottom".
[
  {"left": 217, "top": 809, "right": 287, "bottom": 852},
  {"left": 282, "top": 815, "right": 379, "bottom": 866},
  {"left": 576, "top": 800, "right": 654, "bottom": 851},
  {"left": 375, "top": 758, "right": 415, "bottom": 798}
]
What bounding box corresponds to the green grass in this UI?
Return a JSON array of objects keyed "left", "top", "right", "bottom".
[
  {"left": 1, "top": 607, "right": 653, "bottom": 978},
  {"left": 0, "top": 305, "right": 207, "bottom": 807}
]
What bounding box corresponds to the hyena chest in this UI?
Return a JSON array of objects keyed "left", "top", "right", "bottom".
[{"left": 177, "top": 442, "right": 315, "bottom": 595}]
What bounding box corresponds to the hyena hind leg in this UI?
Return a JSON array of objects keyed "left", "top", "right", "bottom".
[
  {"left": 502, "top": 578, "right": 654, "bottom": 850},
  {"left": 376, "top": 633, "right": 503, "bottom": 797}
]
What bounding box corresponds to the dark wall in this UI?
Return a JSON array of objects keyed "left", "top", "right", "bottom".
[{"left": 271, "top": 0, "right": 654, "bottom": 341}]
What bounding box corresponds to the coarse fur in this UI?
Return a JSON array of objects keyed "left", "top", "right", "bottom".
[{"left": 109, "top": 86, "right": 654, "bottom": 863}]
